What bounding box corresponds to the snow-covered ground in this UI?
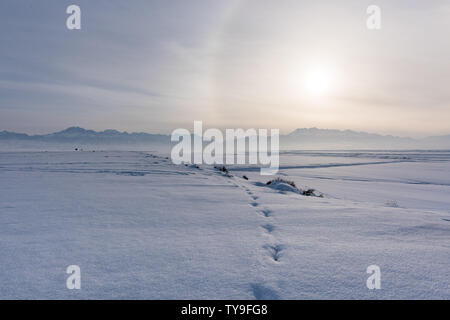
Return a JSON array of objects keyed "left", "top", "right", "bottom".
[{"left": 0, "top": 150, "right": 449, "bottom": 299}]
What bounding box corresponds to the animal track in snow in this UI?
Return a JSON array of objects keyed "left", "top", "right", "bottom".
[
  {"left": 261, "top": 224, "right": 275, "bottom": 233},
  {"left": 251, "top": 283, "right": 280, "bottom": 300},
  {"left": 259, "top": 209, "right": 272, "bottom": 217},
  {"left": 264, "top": 244, "right": 284, "bottom": 262},
  {"left": 218, "top": 175, "right": 286, "bottom": 272}
]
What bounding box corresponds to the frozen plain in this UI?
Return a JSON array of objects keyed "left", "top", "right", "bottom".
[{"left": 0, "top": 150, "right": 449, "bottom": 299}]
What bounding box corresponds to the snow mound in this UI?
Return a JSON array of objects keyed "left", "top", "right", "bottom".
[
  {"left": 266, "top": 178, "right": 300, "bottom": 193},
  {"left": 264, "top": 178, "right": 323, "bottom": 197}
]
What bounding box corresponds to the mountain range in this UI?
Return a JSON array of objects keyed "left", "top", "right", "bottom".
[
  {"left": 1, "top": 126, "right": 450, "bottom": 150},
  {"left": 0, "top": 126, "right": 168, "bottom": 144}
]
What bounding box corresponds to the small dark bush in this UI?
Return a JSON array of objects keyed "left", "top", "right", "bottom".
[
  {"left": 301, "top": 189, "right": 315, "bottom": 196},
  {"left": 218, "top": 166, "right": 228, "bottom": 173},
  {"left": 301, "top": 188, "right": 323, "bottom": 197}
]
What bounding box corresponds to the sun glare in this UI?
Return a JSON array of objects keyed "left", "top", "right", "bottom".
[{"left": 304, "top": 68, "right": 332, "bottom": 95}]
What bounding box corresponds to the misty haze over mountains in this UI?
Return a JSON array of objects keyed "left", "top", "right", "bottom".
[
  {"left": 1, "top": 126, "right": 450, "bottom": 150},
  {"left": 282, "top": 128, "right": 450, "bottom": 149}
]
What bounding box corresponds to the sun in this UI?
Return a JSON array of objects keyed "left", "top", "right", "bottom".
[{"left": 304, "top": 68, "right": 332, "bottom": 95}]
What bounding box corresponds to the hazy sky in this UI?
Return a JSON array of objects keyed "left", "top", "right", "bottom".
[{"left": 1, "top": 0, "right": 449, "bottom": 137}]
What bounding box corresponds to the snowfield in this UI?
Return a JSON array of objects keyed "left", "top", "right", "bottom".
[{"left": 0, "top": 150, "right": 449, "bottom": 299}]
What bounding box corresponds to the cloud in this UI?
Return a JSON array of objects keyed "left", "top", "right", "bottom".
[{"left": 0, "top": 0, "right": 449, "bottom": 135}]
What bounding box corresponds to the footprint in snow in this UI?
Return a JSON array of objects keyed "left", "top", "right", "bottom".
[
  {"left": 261, "top": 224, "right": 275, "bottom": 233},
  {"left": 264, "top": 244, "right": 284, "bottom": 262},
  {"left": 251, "top": 283, "right": 280, "bottom": 300},
  {"left": 259, "top": 209, "right": 272, "bottom": 217}
]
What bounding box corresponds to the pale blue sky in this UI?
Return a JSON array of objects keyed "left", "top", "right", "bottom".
[{"left": 1, "top": 0, "right": 449, "bottom": 137}]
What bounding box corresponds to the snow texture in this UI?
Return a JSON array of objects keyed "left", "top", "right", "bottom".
[{"left": 0, "top": 150, "right": 449, "bottom": 299}]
